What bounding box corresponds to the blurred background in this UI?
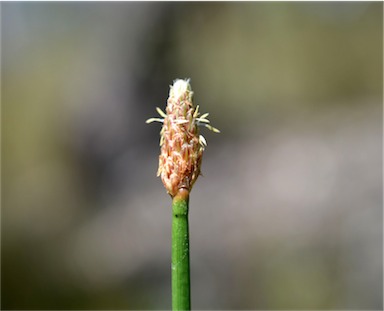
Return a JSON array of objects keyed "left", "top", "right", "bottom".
[{"left": 1, "top": 2, "right": 383, "bottom": 310}]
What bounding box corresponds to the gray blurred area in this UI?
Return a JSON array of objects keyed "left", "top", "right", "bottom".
[{"left": 1, "top": 2, "right": 382, "bottom": 310}]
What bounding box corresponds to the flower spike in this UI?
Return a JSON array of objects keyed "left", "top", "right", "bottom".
[{"left": 146, "top": 78, "right": 219, "bottom": 197}]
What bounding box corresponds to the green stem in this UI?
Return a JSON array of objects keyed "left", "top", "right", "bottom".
[{"left": 172, "top": 189, "right": 191, "bottom": 311}]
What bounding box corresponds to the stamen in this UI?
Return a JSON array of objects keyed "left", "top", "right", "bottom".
[
  {"left": 146, "top": 118, "right": 164, "bottom": 124},
  {"left": 199, "top": 135, "right": 207, "bottom": 147},
  {"left": 156, "top": 107, "right": 167, "bottom": 118},
  {"left": 204, "top": 124, "right": 221, "bottom": 133},
  {"left": 196, "top": 118, "right": 210, "bottom": 124}
]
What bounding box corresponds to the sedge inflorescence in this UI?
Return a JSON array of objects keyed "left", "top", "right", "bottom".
[{"left": 146, "top": 79, "right": 219, "bottom": 197}]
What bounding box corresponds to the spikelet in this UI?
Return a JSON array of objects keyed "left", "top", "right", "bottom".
[{"left": 147, "top": 79, "right": 220, "bottom": 197}]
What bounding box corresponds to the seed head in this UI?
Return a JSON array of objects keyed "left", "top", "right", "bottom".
[{"left": 146, "top": 79, "right": 220, "bottom": 197}]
